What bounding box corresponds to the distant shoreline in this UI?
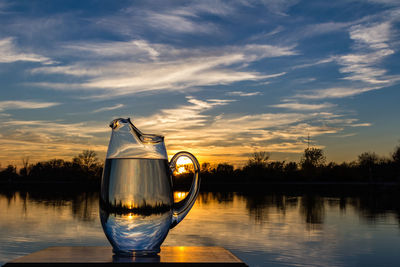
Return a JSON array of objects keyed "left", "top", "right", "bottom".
[{"left": 2, "top": 149, "right": 400, "bottom": 192}]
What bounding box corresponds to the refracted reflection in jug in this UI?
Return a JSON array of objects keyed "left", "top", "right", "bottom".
[{"left": 100, "top": 118, "right": 200, "bottom": 256}]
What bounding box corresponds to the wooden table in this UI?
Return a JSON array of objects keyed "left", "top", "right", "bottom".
[{"left": 2, "top": 246, "right": 248, "bottom": 266}]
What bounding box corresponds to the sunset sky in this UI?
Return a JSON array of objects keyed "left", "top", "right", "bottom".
[{"left": 1, "top": 0, "right": 399, "bottom": 167}]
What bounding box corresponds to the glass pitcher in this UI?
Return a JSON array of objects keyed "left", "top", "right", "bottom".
[{"left": 100, "top": 118, "right": 200, "bottom": 256}]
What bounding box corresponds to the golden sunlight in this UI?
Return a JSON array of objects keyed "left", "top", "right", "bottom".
[
  {"left": 177, "top": 166, "right": 186, "bottom": 174},
  {"left": 173, "top": 191, "right": 188, "bottom": 202},
  {"left": 121, "top": 213, "right": 140, "bottom": 220},
  {"left": 176, "top": 156, "right": 192, "bottom": 165}
]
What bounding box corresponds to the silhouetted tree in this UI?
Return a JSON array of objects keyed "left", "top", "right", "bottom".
[
  {"left": 392, "top": 145, "right": 400, "bottom": 164},
  {"left": 20, "top": 156, "right": 31, "bottom": 177},
  {"left": 358, "top": 152, "right": 380, "bottom": 182},
  {"left": 300, "top": 147, "right": 326, "bottom": 180},
  {"left": 216, "top": 163, "right": 234, "bottom": 174},
  {"left": 242, "top": 152, "right": 270, "bottom": 180},
  {"left": 300, "top": 147, "right": 326, "bottom": 169},
  {"left": 358, "top": 152, "right": 379, "bottom": 167},
  {"left": 284, "top": 162, "right": 298, "bottom": 180},
  {"left": 246, "top": 151, "right": 270, "bottom": 168},
  {"left": 0, "top": 165, "right": 18, "bottom": 181},
  {"left": 73, "top": 150, "right": 99, "bottom": 171},
  {"left": 392, "top": 145, "right": 400, "bottom": 182},
  {"left": 201, "top": 162, "right": 212, "bottom": 173}
]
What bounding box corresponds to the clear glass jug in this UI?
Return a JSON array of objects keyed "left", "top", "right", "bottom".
[{"left": 100, "top": 118, "right": 200, "bottom": 256}]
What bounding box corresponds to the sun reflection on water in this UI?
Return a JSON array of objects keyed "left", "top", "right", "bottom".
[{"left": 173, "top": 191, "right": 188, "bottom": 202}]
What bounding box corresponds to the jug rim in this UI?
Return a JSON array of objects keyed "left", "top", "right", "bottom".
[{"left": 109, "top": 118, "right": 164, "bottom": 143}]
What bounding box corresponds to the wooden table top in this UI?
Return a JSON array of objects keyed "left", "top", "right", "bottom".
[{"left": 3, "top": 246, "right": 248, "bottom": 266}]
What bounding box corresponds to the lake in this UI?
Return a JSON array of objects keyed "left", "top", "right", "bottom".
[{"left": 0, "top": 188, "right": 399, "bottom": 266}]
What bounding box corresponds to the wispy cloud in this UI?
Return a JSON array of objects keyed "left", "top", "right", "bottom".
[
  {"left": 0, "top": 37, "right": 53, "bottom": 64},
  {"left": 143, "top": 11, "right": 215, "bottom": 34},
  {"left": 0, "top": 137, "right": 107, "bottom": 166},
  {"left": 227, "top": 91, "right": 262, "bottom": 97},
  {"left": 256, "top": 0, "right": 300, "bottom": 16},
  {"left": 0, "top": 100, "right": 60, "bottom": 111},
  {"left": 128, "top": 97, "right": 363, "bottom": 164},
  {"left": 1, "top": 120, "right": 108, "bottom": 136},
  {"left": 92, "top": 104, "right": 124, "bottom": 113},
  {"left": 0, "top": 117, "right": 110, "bottom": 164},
  {"left": 350, "top": 22, "right": 391, "bottom": 49},
  {"left": 31, "top": 65, "right": 100, "bottom": 77},
  {"left": 62, "top": 39, "right": 161, "bottom": 61},
  {"left": 288, "top": 19, "right": 399, "bottom": 102},
  {"left": 292, "top": 57, "right": 335, "bottom": 70},
  {"left": 0, "top": 95, "right": 364, "bottom": 166},
  {"left": 56, "top": 41, "right": 295, "bottom": 62},
  {"left": 1, "top": 1, "right": 398, "bottom": 166},
  {"left": 333, "top": 133, "right": 357, "bottom": 138},
  {"left": 177, "top": 0, "right": 235, "bottom": 16},
  {"left": 336, "top": 22, "right": 396, "bottom": 84},
  {"left": 0, "top": 119, "right": 109, "bottom": 164},
  {"left": 293, "top": 20, "right": 398, "bottom": 87},
  {"left": 30, "top": 41, "right": 295, "bottom": 97},
  {"left": 247, "top": 26, "right": 285, "bottom": 41},
  {"left": 270, "top": 102, "right": 335, "bottom": 110},
  {"left": 368, "top": 0, "right": 400, "bottom": 4},
  {"left": 301, "top": 21, "right": 351, "bottom": 37},
  {"left": 349, "top": 123, "right": 372, "bottom": 127},
  {"left": 293, "top": 86, "right": 382, "bottom": 99},
  {"left": 0, "top": 98, "right": 372, "bottom": 166},
  {"left": 136, "top": 96, "right": 233, "bottom": 130},
  {"left": 120, "top": 0, "right": 236, "bottom": 35}
]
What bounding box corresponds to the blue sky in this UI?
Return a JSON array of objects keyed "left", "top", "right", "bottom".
[{"left": 0, "top": 0, "right": 399, "bottom": 167}]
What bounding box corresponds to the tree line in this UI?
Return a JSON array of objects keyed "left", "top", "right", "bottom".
[
  {"left": 195, "top": 144, "right": 400, "bottom": 185},
  {"left": 0, "top": 150, "right": 102, "bottom": 184},
  {"left": 1, "top": 144, "right": 400, "bottom": 187}
]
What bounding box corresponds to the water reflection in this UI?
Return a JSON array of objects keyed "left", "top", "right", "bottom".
[
  {"left": 299, "top": 195, "right": 325, "bottom": 229},
  {"left": 239, "top": 190, "right": 400, "bottom": 227},
  {"left": 1, "top": 188, "right": 400, "bottom": 266},
  {"left": 1, "top": 189, "right": 400, "bottom": 227},
  {"left": 1, "top": 190, "right": 100, "bottom": 222}
]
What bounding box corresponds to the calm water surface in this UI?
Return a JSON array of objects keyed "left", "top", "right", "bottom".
[{"left": 0, "top": 189, "right": 399, "bottom": 266}]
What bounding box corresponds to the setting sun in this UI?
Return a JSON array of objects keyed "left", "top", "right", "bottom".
[
  {"left": 177, "top": 166, "right": 186, "bottom": 174},
  {"left": 176, "top": 157, "right": 192, "bottom": 165}
]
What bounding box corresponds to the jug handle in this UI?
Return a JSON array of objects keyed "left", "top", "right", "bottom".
[{"left": 169, "top": 151, "right": 201, "bottom": 229}]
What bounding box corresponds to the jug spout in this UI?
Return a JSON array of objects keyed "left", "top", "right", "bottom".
[
  {"left": 109, "top": 118, "right": 163, "bottom": 144},
  {"left": 106, "top": 118, "right": 167, "bottom": 160}
]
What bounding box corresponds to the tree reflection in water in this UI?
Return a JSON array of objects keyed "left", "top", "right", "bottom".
[
  {"left": 299, "top": 194, "right": 325, "bottom": 229},
  {"left": 243, "top": 194, "right": 295, "bottom": 223},
  {"left": 240, "top": 192, "right": 325, "bottom": 228},
  {"left": 1, "top": 188, "right": 399, "bottom": 228},
  {"left": 197, "top": 192, "right": 234, "bottom": 204},
  {"left": 1, "top": 190, "right": 99, "bottom": 222},
  {"left": 238, "top": 189, "right": 400, "bottom": 228}
]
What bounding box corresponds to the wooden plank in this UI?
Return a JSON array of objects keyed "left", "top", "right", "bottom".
[{"left": 3, "top": 246, "right": 248, "bottom": 266}]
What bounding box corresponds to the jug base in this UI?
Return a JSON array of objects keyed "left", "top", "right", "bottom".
[{"left": 113, "top": 248, "right": 160, "bottom": 257}]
